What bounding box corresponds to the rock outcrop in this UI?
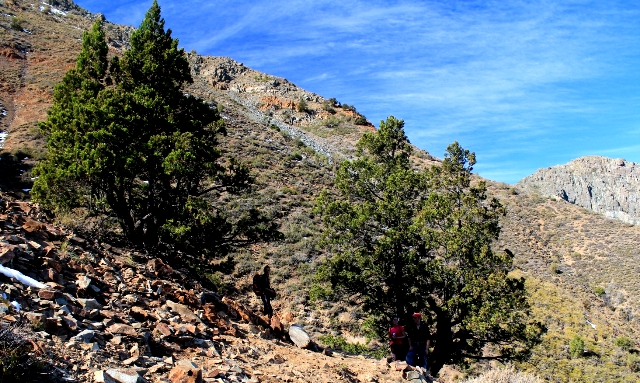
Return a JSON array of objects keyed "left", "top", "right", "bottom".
[{"left": 518, "top": 156, "right": 640, "bottom": 224}]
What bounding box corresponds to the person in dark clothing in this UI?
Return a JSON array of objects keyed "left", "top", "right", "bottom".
[
  {"left": 406, "top": 312, "right": 431, "bottom": 371},
  {"left": 254, "top": 265, "right": 275, "bottom": 318}
]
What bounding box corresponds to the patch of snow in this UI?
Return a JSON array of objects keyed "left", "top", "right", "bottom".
[
  {"left": 0, "top": 132, "right": 7, "bottom": 149},
  {"left": 1, "top": 110, "right": 7, "bottom": 116},
  {"left": 22, "top": 189, "right": 31, "bottom": 193},
  {"left": 51, "top": 8, "right": 67, "bottom": 16},
  {"left": 0, "top": 264, "right": 47, "bottom": 289}
]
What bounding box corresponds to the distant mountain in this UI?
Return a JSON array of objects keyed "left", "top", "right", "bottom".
[{"left": 518, "top": 156, "right": 640, "bottom": 225}]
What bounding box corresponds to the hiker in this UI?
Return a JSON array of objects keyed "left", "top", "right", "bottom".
[
  {"left": 389, "top": 316, "right": 407, "bottom": 362},
  {"left": 406, "top": 312, "right": 430, "bottom": 371},
  {"left": 252, "top": 265, "right": 276, "bottom": 318}
]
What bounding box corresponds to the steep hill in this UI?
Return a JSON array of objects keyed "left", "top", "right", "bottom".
[
  {"left": 1, "top": 1, "right": 640, "bottom": 382},
  {"left": 518, "top": 156, "right": 640, "bottom": 225}
]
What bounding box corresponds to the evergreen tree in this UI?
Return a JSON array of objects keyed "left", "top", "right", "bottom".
[
  {"left": 315, "top": 116, "right": 543, "bottom": 374},
  {"left": 33, "top": 2, "right": 272, "bottom": 257}
]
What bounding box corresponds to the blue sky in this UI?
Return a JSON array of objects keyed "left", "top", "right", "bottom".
[{"left": 74, "top": 0, "right": 640, "bottom": 184}]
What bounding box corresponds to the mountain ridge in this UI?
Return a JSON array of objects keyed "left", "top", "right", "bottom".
[{"left": 518, "top": 155, "right": 640, "bottom": 225}]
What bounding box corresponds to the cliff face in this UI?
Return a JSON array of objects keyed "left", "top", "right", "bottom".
[{"left": 517, "top": 156, "right": 640, "bottom": 224}]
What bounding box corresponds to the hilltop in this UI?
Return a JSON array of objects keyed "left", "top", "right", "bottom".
[
  {"left": 518, "top": 156, "right": 640, "bottom": 225},
  {"left": 1, "top": 1, "right": 640, "bottom": 382}
]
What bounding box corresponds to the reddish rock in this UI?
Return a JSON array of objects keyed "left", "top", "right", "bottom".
[
  {"left": 44, "top": 317, "right": 60, "bottom": 334},
  {"left": 183, "top": 323, "right": 198, "bottom": 335},
  {"left": 147, "top": 258, "right": 173, "bottom": 277},
  {"left": 62, "top": 315, "right": 79, "bottom": 331},
  {"left": 0, "top": 245, "right": 15, "bottom": 265},
  {"left": 42, "top": 268, "right": 62, "bottom": 283},
  {"left": 38, "top": 289, "right": 60, "bottom": 300},
  {"left": 270, "top": 314, "right": 283, "bottom": 333},
  {"left": 130, "top": 306, "right": 149, "bottom": 322},
  {"left": 154, "top": 322, "right": 173, "bottom": 337},
  {"left": 168, "top": 361, "right": 203, "bottom": 383},
  {"left": 43, "top": 257, "right": 62, "bottom": 273},
  {"left": 43, "top": 223, "right": 64, "bottom": 239},
  {"left": 107, "top": 323, "right": 137, "bottom": 336}
]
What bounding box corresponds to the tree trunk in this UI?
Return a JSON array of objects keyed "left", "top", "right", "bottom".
[{"left": 429, "top": 305, "right": 453, "bottom": 375}]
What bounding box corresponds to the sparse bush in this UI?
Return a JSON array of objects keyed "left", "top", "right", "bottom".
[
  {"left": 569, "top": 335, "right": 584, "bottom": 358},
  {"left": 354, "top": 116, "right": 367, "bottom": 125},
  {"left": 318, "top": 334, "right": 385, "bottom": 358},
  {"left": 461, "top": 367, "right": 543, "bottom": 383},
  {"left": 10, "top": 16, "right": 24, "bottom": 31},
  {"left": 0, "top": 321, "right": 47, "bottom": 381},
  {"left": 322, "top": 100, "right": 336, "bottom": 114},
  {"left": 296, "top": 98, "right": 308, "bottom": 113},
  {"left": 594, "top": 286, "right": 606, "bottom": 296},
  {"left": 615, "top": 336, "right": 634, "bottom": 351},
  {"left": 341, "top": 103, "right": 355, "bottom": 112},
  {"left": 322, "top": 115, "right": 341, "bottom": 129},
  {"left": 309, "top": 283, "right": 333, "bottom": 302}
]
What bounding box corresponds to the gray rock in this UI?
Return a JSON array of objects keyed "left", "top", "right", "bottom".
[
  {"left": 166, "top": 300, "right": 202, "bottom": 323},
  {"left": 518, "top": 156, "right": 640, "bottom": 225},
  {"left": 106, "top": 368, "right": 145, "bottom": 383},
  {"left": 77, "top": 298, "right": 102, "bottom": 310},
  {"left": 73, "top": 329, "right": 95, "bottom": 343},
  {"left": 288, "top": 324, "right": 311, "bottom": 348}
]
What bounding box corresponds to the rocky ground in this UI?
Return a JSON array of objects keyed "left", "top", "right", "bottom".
[{"left": 0, "top": 192, "right": 435, "bottom": 383}]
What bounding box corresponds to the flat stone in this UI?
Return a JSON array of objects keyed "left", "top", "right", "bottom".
[
  {"left": 77, "top": 275, "right": 91, "bottom": 289},
  {"left": 77, "top": 298, "right": 102, "bottom": 310},
  {"left": 0, "top": 245, "right": 16, "bottom": 265},
  {"left": 107, "top": 323, "right": 137, "bottom": 336},
  {"left": 104, "top": 368, "right": 144, "bottom": 383},
  {"left": 73, "top": 329, "right": 95, "bottom": 343},
  {"left": 168, "top": 361, "right": 203, "bottom": 383},
  {"left": 166, "top": 300, "right": 201, "bottom": 323},
  {"left": 130, "top": 306, "right": 148, "bottom": 321},
  {"left": 38, "top": 289, "right": 60, "bottom": 300},
  {"left": 288, "top": 325, "right": 311, "bottom": 348},
  {"left": 154, "top": 322, "right": 173, "bottom": 337}
]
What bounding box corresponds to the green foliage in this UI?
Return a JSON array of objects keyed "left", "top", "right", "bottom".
[
  {"left": 318, "top": 334, "right": 386, "bottom": 358},
  {"left": 569, "top": 335, "right": 585, "bottom": 358},
  {"left": 322, "top": 99, "right": 336, "bottom": 114},
  {"left": 341, "top": 103, "right": 355, "bottom": 112},
  {"left": 33, "top": 3, "right": 278, "bottom": 257},
  {"left": 0, "top": 323, "right": 47, "bottom": 381},
  {"left": 296, "top": 98, "right": 308, "bottom": 113},
  {"left": 309, "top": 283, "right": 333, "bottom": 302},
  {"left": 594, "top": 286, "right": 605, "bottom": 296},
  {"left": 354, "top": 115, "right": 368, "bottom": 125},
  {"left": 315, "top": 116, "right": 543, "bottom": 374},
  {"left": 322, "top": 115, "right": 341, "bottom": 129},
  {"left": 615, "top": 336, "right": 634, "bottom": 351},
  {"left": 10, "top": 16, "right": 24, "bottom": 31}
]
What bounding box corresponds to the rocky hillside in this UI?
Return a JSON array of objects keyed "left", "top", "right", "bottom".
[
  {"left": 518, "top": 156, "right": 640, "bottom": 225},
  {"left": 2, "top": 0, "right": 640, "bottom": 382}
]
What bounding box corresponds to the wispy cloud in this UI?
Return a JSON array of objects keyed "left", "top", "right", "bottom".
[{"left": 74, "top": 0, "right": 640, "bottom": 183}]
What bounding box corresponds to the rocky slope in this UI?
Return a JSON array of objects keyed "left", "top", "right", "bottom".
[
  {"left": 0, "top": 192, "right": 435, "bottom": 383},
  {"left": 518, "top": 156, "right": 640, "bottom": 225}
]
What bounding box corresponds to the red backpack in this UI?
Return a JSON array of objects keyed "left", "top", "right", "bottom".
[{"left": 252, "top": 273, "right": 264, "bottom": 296}]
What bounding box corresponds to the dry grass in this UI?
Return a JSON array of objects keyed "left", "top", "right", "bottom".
[{"left": 461, "top": 368, "right": 543, "bottom": 383}]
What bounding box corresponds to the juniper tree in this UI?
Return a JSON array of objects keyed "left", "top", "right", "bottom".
[
  {"left": 315, "top": 116, "right": 543, "bottom": 374},
  {"left": 33, "top": 2, "right": 274, "bottom": 257}
]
